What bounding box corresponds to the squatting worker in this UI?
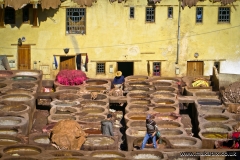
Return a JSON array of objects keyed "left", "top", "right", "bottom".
[
  {"left": 113, "top": 71, "right": 125, "bottom": 86},
  {"left": 141, "top": 114, "right": 158, "bottom": 149},
  {"left": 101, "top": 114, "right": 114, "bottom": 136}
]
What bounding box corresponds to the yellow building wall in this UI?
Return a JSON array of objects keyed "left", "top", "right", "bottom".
[{"left": 0, "top": 0, "right": 240, "bottom": 79}]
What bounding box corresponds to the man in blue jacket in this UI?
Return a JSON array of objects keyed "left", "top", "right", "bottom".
[{"left": 113, "top": 71, "right": 125, "bottom": 86}]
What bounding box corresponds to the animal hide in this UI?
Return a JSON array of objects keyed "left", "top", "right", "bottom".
[
  {"left": 51, "top": 120, "right": 87, "bottom": 150},
  {"left": 91, "top": 92, "right": 98, "bottom": 100}
]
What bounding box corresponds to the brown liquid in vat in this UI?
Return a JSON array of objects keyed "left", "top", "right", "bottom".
[
  {"left": 55, "top": 110, "right": 72, "bottom": 114},
  {"left": 86, "top": 81, "right": 107, "bottom": 85},
  {"left": 205, "top": 117, "right": 228, "bottom": 122},
  {"left": 0, "top": 139, "right": 18, "bottom": 146},
  {"left": 153, "top": 107, "right": 175, "bottom": 113},
  {"left": 84, "top": 128, "right": 102, "bottom": 134},
  {"left": 129, "top": 116, "right": 146, "bottom": 120}
]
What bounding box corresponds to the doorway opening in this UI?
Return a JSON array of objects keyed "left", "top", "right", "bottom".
[{"left": 117, "top": 62, "right": 133, "bottom": 77}]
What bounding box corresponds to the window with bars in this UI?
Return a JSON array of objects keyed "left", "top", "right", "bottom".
[
  {"left": 196, "top": 7, "right": 203, "bottom": 23},
  {"left": 96, "top": 63, "right": 105, "bottom": 74},
  {"left": 168, "top": 7, "right": 173, "bottom": 18},
  {"left": 4, "top": 7, "right": 15, "bottom": 24},
  {"left": 130, "top": 7, "right": 134, "bottom": 19},
  {"left": 146, "top": 7, "right": 155, "bottom": 22},
  {"left": 218, "top": 7, "right": 230, "bottom": 23},
  {"left": 153, "top": 62, "right": 161, "bottom": 76},
  {"left": 66, "top": 8, "right": 86, "bottom": 34}
]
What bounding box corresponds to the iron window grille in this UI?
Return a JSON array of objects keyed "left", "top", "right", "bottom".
[
  {"left": 168, "top": 7, "right": 173, "bottom": 18},
  {"left": 4, "top": 7, "right": 15, "bottom": 24},
  {"left": 66, "top": 8, "right": 86, "bottom": 34},
  {"left": 218, "top": 7, "right": 230, "bottom": 23},
  {"left": 153, "top": 62, "right": 161, "bottom": 76},
  {"left": 130, "top": 7, "right": 134, "bottom": 19},
  {"left": 96, "top": 63, "right": 105, "bottom": 74},
  {"left": 146, "top": 7, "right": 155, "bottom": 22},
  {"left": 196, "top": 7, "right": 203, "bottom": 23}
]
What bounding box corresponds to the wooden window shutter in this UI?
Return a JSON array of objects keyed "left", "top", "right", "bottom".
[
  {"left": 0, "top": 6, "right": 4, "bottom": 27},
  {"left": 32, "top": 8, "right": 38, "bottom": 27}
]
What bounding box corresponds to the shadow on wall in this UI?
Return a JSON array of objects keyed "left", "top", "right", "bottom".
[{"left": 38, "top": 7, "right": 59, "bottom": 26}]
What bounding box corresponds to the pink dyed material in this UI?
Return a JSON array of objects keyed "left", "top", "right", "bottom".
[{"left": 56, "top": 70, "right": 88, "bottom": 86}]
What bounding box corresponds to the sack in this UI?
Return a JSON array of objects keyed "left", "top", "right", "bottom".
[{"left": 156, "top": 131, "right": 161, "bottom": 138}]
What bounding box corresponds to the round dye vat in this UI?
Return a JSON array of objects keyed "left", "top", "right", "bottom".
[
  {"left": 90, "top": 151, "right": 125, "bottom": 158},
  {"left": 202, "top": 122, "right": 231, "bottom": 132},
  {"left": 49, "top": 115, "right": 76, "bottom": 121},
  {"left": 197, "top": 100, "right": 221, "bottom": 106},
  {"left": 2, "top": 94, "right": 32, "bottom": 101},
  {"left": 0, "top": 104, "right": 27, "bottom": 112},
  {"left": 201, "top": 132, "right": 228, "bottom": 139},
  {"left": 129, "top": 116, "right": 146, "bottom": 121},
  {"left": 128, "top": 82, "right": 150, "bottom": 87},
  {"left": 81, "top": 100, "right": 107, "bottom": 107},
  {"left": 33, "top": 136, "right": 50, "bottom": 144},
  {"left": 84, "top": 136, "right": 115, "bottom": 146},
  {"left": 3, "top": 146, "right": 42, "bottom": 156},
  {"left": 12, "top": 83, "right": 36, "bottom": 89},
  {"left": 81, "top": 107, "right": 105, "bottom": 114},
  {"left": 79, "top": 115, "right": 105, "bottom": 123},
  {"left": 153, "top": 81, "right": 172, "bottom": 86},
  {"left": 127, "top": 121, "right": 145, "bottom": 128},
  {"left": 200, "top": 106, "right": 225, "bottom": 114},
  {"left": 127, "top": 106, "right": 149, "bottom": 113},
  {"left": 204, "top": 115, "right": 229, "bottom": 122},
  {"left": 0, "top": 119, "right": 21, "bottom": 125},
  {"left": 56, "top": 93, "right": 80, "bottom": 101},
  {"left": 156, "top": 115, "right": 178, "bottom": 121},
  {"left": 0, "top": 83, "right": 7, "bottom": 88},
  {"left": 53, "top": 107, "right": 77, "bottom": 114},
  {"left": 83, "top": 128, "right": 102, "bottom": 135},
  {"left": 151, "top": 92, "right": 175, "bottom": 98},
  {"left": 168, "top": 137, "right": 197, "bottom": 146},
  {"left": 0, "top": 138, "right": 20, "bottom": 146},
  {"left": 160, "top": 129, "right": 184, "bottom": 136},
  {"left": 15, "top": 71, "right": 40, "bottom": 76},
  {"left": 51, "top": 101, "right": 79, "bottom": 107},
  {"left": 0, "top": 128, "right": 18, "bottom": 135},
  {"left": 153, "top": 107, "right": 176, "bottom": 113},
  {"left": 157, "top": 121, "right": 181, "bottom": 129},
  {"left": 127, "top": 93, "right": 150, "bottom": 99},
  {"left": 85, "top": 79, "right": 108, "bottom": 85},
  {"left": 85, "top": 86, "right": 106, "bottom": 91},
  {"left": 129, "top": 99, "right": 151, "bottom": 105},
  {"left": 11, "top": 76, "right": 37, "bottom": 81},
  {"left": 153, "top": 99, "right": 175, "bottom": 105},
  {"left": 155, "top": 87, "right": 176, "bottom": 92}
]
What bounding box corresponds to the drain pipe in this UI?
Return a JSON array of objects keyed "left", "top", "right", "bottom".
[{"left": 176, "top": 0, "right": 181, "bottom": 64}]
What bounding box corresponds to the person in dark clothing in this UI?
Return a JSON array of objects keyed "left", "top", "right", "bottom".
[
  {"left": 101, "top": 114, "right": 114, "bottom": 136},
  {"left": 141, "top": 114, "right": 158, "bottom": 149},
  {"left": 113, "top": 71, "right": 125, "bottom": 85}
]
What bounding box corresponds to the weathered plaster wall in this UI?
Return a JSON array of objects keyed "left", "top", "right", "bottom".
[{"left": 0, "top": 0, "right": 239, "bottom": 79}]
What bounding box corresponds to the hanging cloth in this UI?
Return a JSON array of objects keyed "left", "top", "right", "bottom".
[
  {"left": 76, "top": 54, "right": 81, "bottom": 70},
  {"left": 147, "top": 61, "right": 150, "bottom": 76},
  {"left": 85, "top": 53, "right": 89, "bottom": 72},
  {"left": 54, "top": 55, "right": 58, "bottom": 69}
]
